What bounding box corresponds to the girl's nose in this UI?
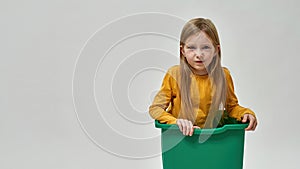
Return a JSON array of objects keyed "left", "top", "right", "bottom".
[{"left": 195, "top": 49, "right": 203, "bottom": 57}]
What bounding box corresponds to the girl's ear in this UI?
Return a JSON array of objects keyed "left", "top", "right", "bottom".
[
  {"left": 180, "top": 45, "right": 185, "bottom": 55},
  {"left": 216, "top": 45, "right": 220, "bottom": 51},
  {"left": 215, "top": 45, "right": 220, "bottom": 55}
]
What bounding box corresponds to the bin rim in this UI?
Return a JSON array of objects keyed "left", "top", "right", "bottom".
[{"left": 155, "top": 120, "right": 248, "bottom": 135}]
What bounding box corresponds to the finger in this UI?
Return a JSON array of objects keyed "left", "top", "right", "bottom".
[
  {"left": 250, "top": 116, "right": 257, "bottom": 131},
  {"left": 184, "top": 120, "right": 191, "bottom": 136},
  {"left": 245, "top": 117, "right": 254, "bottom": 131},
  {"left": 253, "top": 120, "right": 258, "bottom": 130},
  {"left": 181, "top": 120, "right": 186, "bottom": 135},
  {"left": 189, "top": 127, "right": 193, "bottom": 136},
  {"left": 176, "top": 119, "right": 183, "bottom": 132},
  {"left": 242, "top": 114, "right": 248, "bottom": 123},
  {"left": 190, "top": 125, "right": 200, "bottom": 136},
  {"left": 189, "top": 121, "right": 194, "bottom": 136}
]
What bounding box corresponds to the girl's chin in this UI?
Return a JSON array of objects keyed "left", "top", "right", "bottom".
[
  {"left": 193, "top": 65, "right": 206, "bottom": 70},
  {"left": 191, "top": 67, "right": 207, "bottom": 75}
]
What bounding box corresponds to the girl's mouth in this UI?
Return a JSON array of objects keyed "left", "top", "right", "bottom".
[{"left": 195, "top": 61, "right": 203, "bottom": 64}]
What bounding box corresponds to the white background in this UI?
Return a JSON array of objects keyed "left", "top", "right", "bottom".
[{"left": 1, "top": 0, "right": 300, "bottom": 169}]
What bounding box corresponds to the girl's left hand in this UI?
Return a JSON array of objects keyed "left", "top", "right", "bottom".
[{"left": 242, "top": 114, "right": 258, "bottom": 131}]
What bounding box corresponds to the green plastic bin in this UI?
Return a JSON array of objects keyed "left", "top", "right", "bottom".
[{"left": 155, "top": 120, "right": 248, "bottom": 169}]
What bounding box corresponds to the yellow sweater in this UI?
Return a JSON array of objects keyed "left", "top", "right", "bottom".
[{"left": 149, "top": 65, "right": 256, "bottom": 128}]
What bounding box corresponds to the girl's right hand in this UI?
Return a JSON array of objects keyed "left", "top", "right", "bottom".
[{"left": 176, "top": 119, "right": 200, "bottom": 136}]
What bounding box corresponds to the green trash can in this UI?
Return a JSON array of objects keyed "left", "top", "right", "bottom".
[{"left": 155, "top": 120, "right": 248, "bottom": 169}]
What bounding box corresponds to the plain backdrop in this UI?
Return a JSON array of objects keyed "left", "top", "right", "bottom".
[{"left": 1, "top": 0, "right": 300, "bottom": 169}]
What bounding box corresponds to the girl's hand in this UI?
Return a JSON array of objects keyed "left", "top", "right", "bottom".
[
  {"left": 242, "top": 114, "right": 258, "bottom": 131},
  {"left": 176, "top": 119, "right": 200, "bottom": 136}
]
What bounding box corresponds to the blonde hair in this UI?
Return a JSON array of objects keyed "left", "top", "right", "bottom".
[{"left": 179, "top": 18, "right": 227, "bottom": 128}]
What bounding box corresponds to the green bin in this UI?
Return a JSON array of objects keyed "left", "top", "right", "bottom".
[{"left": 155, "top": 120, "right": 248, "bottom": 169}]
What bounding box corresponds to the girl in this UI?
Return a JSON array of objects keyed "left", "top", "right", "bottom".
[{"left": 149, "top": 18, "right": 257, "bottom": 136}]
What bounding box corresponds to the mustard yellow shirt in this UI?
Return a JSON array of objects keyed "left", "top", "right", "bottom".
[{"left": 149, "top": 65, "right": 256, "bottom": 128}]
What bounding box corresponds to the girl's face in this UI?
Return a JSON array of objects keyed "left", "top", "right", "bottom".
[{"left": 181, "top": 31, "right": 217, "bottom": 75}]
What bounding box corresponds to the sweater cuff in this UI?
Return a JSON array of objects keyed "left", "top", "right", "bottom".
[{"left": 166, "top": 118, "right": 177, "bottom": 124}]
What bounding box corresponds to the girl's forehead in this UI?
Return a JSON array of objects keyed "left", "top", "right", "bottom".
[{"left": 185, "top": 31, "right": 212, "bottom": 44}]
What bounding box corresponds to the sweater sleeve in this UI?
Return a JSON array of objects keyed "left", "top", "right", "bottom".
[
  {"left": 224, "top": 68, "right": 256, "bottom": 121},
  {"left": 149, "top": 68, "right": 177, "bottom": 124}
]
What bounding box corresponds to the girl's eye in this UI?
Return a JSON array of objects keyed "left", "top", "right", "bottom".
[
  {"left": 187, "top": 46, "right": 196, "bottom": 49},
  {"left": 202, "top": 46, "right": 211, "bottom": 49}
]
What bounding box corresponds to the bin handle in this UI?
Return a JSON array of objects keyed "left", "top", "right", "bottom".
[{"left": 154, "top": 120, "right": 248, "bottom": 134}]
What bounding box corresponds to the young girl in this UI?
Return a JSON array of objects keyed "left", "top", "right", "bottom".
[{"left": 149, "top": 18, "right": 257, "bottom": 136}]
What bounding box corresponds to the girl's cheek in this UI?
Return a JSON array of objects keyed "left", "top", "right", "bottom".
[
  {"left": 204, "top": 51, "right": 214, "bottom": 56},
  {"left": 185, "top": 50, "right": 194, "bottom": 55}
]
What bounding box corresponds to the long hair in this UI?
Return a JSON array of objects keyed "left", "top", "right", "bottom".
[{"left": 179, "top": 18, "right": 227, "bottom": 128}]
